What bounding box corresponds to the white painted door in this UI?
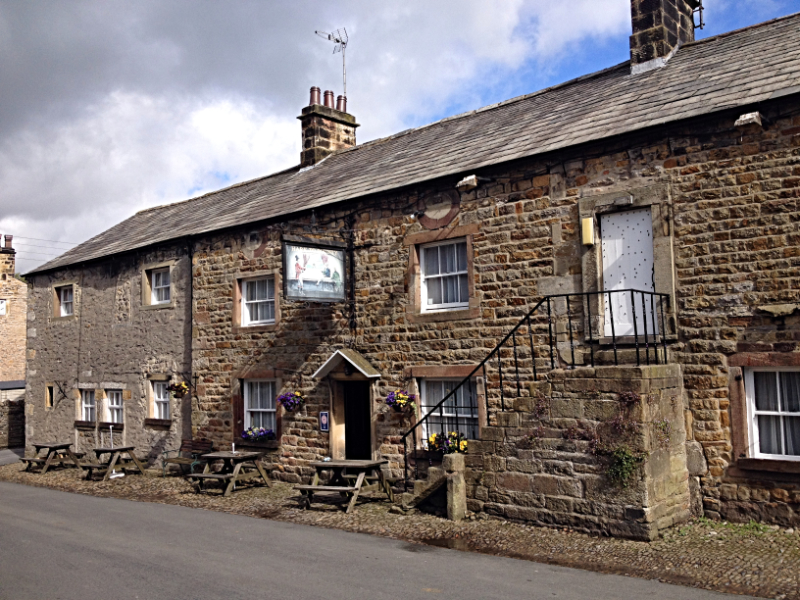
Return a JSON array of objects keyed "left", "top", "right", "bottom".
[{"left": 601, "top": 208, "right": 657, "bottom": 337}]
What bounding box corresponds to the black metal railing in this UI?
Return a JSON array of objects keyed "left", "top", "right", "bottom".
[{"left": 402, "top": 289, "right": 671, "bottom": 481}]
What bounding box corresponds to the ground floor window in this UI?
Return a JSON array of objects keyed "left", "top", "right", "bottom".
[
  {"left": 244, "top": 380, "right": 276, "bottom": 431},
  {"left": 153, "top": 382, "right": 170, "bottom": 420},
  {"left": 106, "top": 390, "right": 123, "bottom": 424},
  {"left": 745, "top": 368, "right": 800, "bottom": 460},
  {"left": 420, "top": 379, "right": 478, "bottom": 441},
  {"left": 81, "top": 390, "right": 95, "bottom": 422}
]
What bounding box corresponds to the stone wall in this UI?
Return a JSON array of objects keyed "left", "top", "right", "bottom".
[
  {"left": 23, "top": 92, "right": 800, "bottom": 529},
  {"left": 0, "top": 388, "right": 25, "bottom": 448},
  {"left": 465, "top": 365, "right": 690, "bottom": 540},
  {"left": 25, "top": 245, "right": 192, "bottom": 461},
  {"left": 0, "top": 248, "right": 27, "bottom": 383}
]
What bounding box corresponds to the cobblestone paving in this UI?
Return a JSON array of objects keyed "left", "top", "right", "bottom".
[{"left": 1, "top": 463, "right": 798, "bottom": 599}]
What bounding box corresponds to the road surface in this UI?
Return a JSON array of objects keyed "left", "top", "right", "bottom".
[{"left": 0, "top": 482, "right": 756, "bottom": 600}]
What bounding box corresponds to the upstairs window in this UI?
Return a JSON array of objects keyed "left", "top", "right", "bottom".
[
  {"left": 420, "top": 239, "right": 469, "bottom": 312},
  {"left": 242, "top": 278, "right": 275, "bottom": 326},
  {"left": 746, "top": 369, "right": 800, "bottom": 461},
  {"left": 81, "top": 389, "right": 96, "bottom": 422},
  {"left": 106, "top": 390, "right": 123, "bottom": 424},
  {"left": 58, "top": 285, "right": 74, "bottom": 317},
  {"left": 151, "top": 268, "right": 171, "bottom": 304},
  {"left": 153, "top": 381, "right": 170, "bottom": 420},
  {"left": 244, "top": 380, "right": 276, "bottom": 431}
]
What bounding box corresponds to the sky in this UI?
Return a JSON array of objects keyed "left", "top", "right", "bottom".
[{"left": 2, "top": 0, "right": 800, "bottom": 273}]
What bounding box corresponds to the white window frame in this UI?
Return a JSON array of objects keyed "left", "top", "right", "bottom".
[
  {"left": 81, "top": 389, "right": 96, "bottom": 422},
  {"left": 420, "top": 378, "right": 479, "bottom": 441},
  {"left": 242, "top": 277, "right": 276, "bottom": 326},
  {"left": 106, "top": 389, "right": 123, "bottom": 424},
  {"left": 420, "top": 238, "right": 469, "bottom": 312},
  {"left": 244, "top": 380, "right": 277, "bottom": 431},
  {"left": 59, "top": 285, "right": 74, "bottom": 317},
  {"left": 150, "top": 268, "right": 171, "bottom": 305},
  {"left": 745, "top": 367, "right": 800, "bottom": 462},
  {"left": 153, "top": 381, "right": 170, "bottom": 420}
]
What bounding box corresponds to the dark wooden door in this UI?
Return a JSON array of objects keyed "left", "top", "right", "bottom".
[{"left": 343, "top": 381, "right": 371, "bottom": 460}]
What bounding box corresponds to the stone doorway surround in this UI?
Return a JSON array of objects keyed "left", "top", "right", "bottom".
[
  {"left": 313, "top": 349, "right": 380, "bottom": 461},
  {"left": 579, "top": 183, "right": 677, "bottom": 342}
]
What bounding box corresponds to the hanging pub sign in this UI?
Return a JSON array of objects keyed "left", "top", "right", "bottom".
[{"left": 283, "top": 236, "right": 347, "bottom": 303}]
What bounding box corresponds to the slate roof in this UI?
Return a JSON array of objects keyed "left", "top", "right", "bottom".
[{"left": 29, "top": 12, "right": 800, "bottom": 274}]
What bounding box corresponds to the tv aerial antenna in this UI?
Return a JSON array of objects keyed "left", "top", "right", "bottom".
[{"left": 315, "top": 28, "right": 349, "bottom": 99}]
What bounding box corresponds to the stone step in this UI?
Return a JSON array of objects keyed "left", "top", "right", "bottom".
[{"left": 402, "top": 466, "right": 445, "bottom": 509}]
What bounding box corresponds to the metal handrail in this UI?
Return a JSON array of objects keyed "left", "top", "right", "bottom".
[{"left": 402, "top": 289, "right": 671, "bottom": 482}]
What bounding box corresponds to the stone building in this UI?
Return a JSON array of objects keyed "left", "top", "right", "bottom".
[
  {"left": 25, "top": 2, "right": 800, "bottom": 538},
  {"left": 0, "top": 235, "right": 27, "bottom": 448}
]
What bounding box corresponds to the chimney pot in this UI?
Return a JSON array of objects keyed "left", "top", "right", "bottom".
[
  {"left": 4, "top": 235, "right": 12, "bottom": 249},
  {"left": 323, "top": 90, "right": 335, "bottom": 108},
  {"left": 309, "top": 86, "right": 321, "bottom": 106},
  {"left": 336, "top": 95, "right": 347, "bottom": 113}
]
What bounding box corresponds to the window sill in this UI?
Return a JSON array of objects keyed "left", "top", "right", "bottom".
[
  {"left": 98, "top": 422, "right": 125, "bottom": 431},
  {"left": 232, "top": 322, "right": 278, "bottom": 334},
  {"left": 737, "top": 458, "right": 800, "bottom": 474},
  {"left": 52, "top": 315, "right": 78, "bottom": 322},
  {"left": 141, "top": 302, "right": 175, "bottom": 311},
  {"left": 144, "top": 418, "right": 172, "bottom": 430},
  {"left": 406, "top": 305, "right": 480, "bottom": 324},
  {"left": 74, "top": 420, "right": 96, "bottom": 430}
]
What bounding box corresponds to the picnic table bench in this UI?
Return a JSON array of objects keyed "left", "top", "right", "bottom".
[
  {"left": 161, "top": 438, "right": 214, "bottom": 477},
  {"left": 80, "top": 446, "right": 149, "bottom": 482},
  {"left": 295, "top": 459, "right": 393, "bottom": 514},
  {"left": 22, "top": 442, "right": 83, "bottom": 474},
  {"left": 185, "top": 451, "right": 271, "bottom": 497}
]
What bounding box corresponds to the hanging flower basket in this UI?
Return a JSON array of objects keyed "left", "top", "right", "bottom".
[
  {"left": 385, "top": 389, "right": 417, "bottom": 416},
  {"left": 167, "top": 381, "right": 190, "bottom": 398},
  {"left": 428, "top": 431, "right": 468, "bottom": 454},
  {"left": 277, "top": 391, "right": 306, "bottom": 413},
  {"left": 241, "top": 427, "right": 277, "bottom": 443}
]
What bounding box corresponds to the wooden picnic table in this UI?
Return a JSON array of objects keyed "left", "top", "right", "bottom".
[
  {"left": 21, "top": 442, "right": 83, "bottom": 474},
  {"left": 81, "top": 446, "right": 149, "bottom": 482},
  {"left": 294, "top": 459, "right": 393, "bottom": 514},
  {"left": 185, "top": 451, "right": 271, "bottom": 497}
]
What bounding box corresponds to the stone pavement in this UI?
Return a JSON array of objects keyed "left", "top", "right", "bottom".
[
  {"left": 0, "top": 447, "right": 22, "bottom": 466},
  {"left": 0, "top": 463, "right": 797, "bottom": 599}
]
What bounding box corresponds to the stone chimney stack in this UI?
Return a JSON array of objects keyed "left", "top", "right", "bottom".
[
  {"left": 298, "top": 86, "right": 359, "bottom": 167},
  {"left": 630, "top": 0, "right": 697, "bottom": 73},
  {"left": 0, "top": 234, "right": 16, "bottom": 276}
]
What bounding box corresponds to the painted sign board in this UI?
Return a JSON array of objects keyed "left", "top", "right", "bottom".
[{"left": 283, "top": 242, "right": 346, "bottom": 302}]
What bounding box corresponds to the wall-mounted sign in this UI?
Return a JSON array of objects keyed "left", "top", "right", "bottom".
[
  {"left": 0, "top": 299, "right": 6, "bottom": 316},
  {"left": 283, "top": 238, "right": 346, "bottom": 302},
  {"left": 319, "top": 411, "right": 330, "bottom": 432}
]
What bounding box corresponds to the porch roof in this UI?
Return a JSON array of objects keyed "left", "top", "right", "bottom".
[{"left": 312, "top": 349, "right": 381, "bottom": 380}]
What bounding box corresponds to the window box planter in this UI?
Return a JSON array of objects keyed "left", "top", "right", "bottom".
[
  {"left": 237, "top": 439, "right": 280, "bottom": 451},
  {"left": 74, "top": 420, "right": 95, "bottom": 430},
  {"left": 144, "top": 418, "right": 172, "bottom": 430}
]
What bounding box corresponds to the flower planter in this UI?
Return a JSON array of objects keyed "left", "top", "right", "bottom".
[{"left": 237, "top": 439, "right": 280, "bottom": 451}]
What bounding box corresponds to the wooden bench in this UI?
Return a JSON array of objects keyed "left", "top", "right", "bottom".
[
  {"left": 21, "top": 458, "right": 46, "bottom": 470},
  {"left": 162, "top": 439, "right": 214, "bottom": 477}
]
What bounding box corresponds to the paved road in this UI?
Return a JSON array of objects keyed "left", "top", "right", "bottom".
[{"left": 0, "top": 482, "right": 756, "bottom": 600}]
